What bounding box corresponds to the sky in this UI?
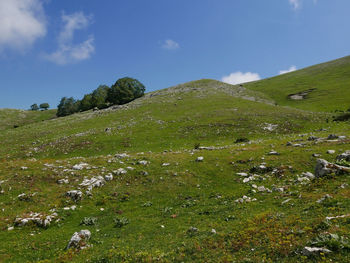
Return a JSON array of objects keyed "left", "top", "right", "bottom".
[{"left": 1, "top": 0, "right": 350, "bottom": 109}]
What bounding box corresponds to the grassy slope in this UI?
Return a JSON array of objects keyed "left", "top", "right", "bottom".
[
  {"left": 0, "top": 80, "right": 350, "bottom": 262},
  {"left": 244, "top": 55, "right": 350, "bottom": 112},
  {"left": 0, "top": 109, "right": 57, "bottom": 131}
]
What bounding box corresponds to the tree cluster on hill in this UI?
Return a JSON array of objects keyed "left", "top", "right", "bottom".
[
  {"left": 30, "top": 103, "right": 50, "bottom": 111},
  {"left": 56, "top": 77, "right": 146, "bottom": 117}
]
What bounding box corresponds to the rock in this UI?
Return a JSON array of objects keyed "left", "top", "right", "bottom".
[
  {"left": 302, "top": 172, "right": 315, "bottom": 180},
  {"left": 302, "top": 247, "right": 331, "bottom": 257},
  {"left": 327, "top": 150, "right": 335, "bottom": 154},
  {"left": 235, "top": 195, "right": 257, "bottom": 203},
  {"left": 21, "top": 166, "right": 28, "bottom": 170},
  {"left": 336, "top": 151, "right": 350, "bottom": 162},
  {"left": 315, "top": 159, "right": 350, "bottom": 177},
  {"left": 7, "top": 226, "right": 14, "bottom": 231},
  {"left": 317, "top": 194, "right": 332, "bottom": 203},
  {"left": 104, "top": 173, "right": 113, "bottom": 181},
  {"left": 66, "top": 190, "right": 83, "bottom": 202},
  {"left": 308, "top": 136, "right": 319, "bottom": 141},
  {"left": 268, "top": 151, "right": 280, "bottom": 155},
  {"left": 281, "top": 198, "right": 291, "bottom": 205},
  {"left": 236, "top": 172, "right": 248, "bottom": 177},
  {"left": 72, "top": 163, "right": 89, "bottom": 170},
  {"left": 137, "top": 160, "right": 149, "bottom": 165},
  {"left": 80, "top": 176, "right": 105, "bottom": 191},
  {"left": 327, "top": 134, "right": 339, "bottom": 140},
  {"left": 114, "top": 168, "right": 127, "bottom": 175},
  {"left": 66, "top": 230, "right": 91, "bottom": 250},
  {"left": 57, "top": 179, "right": 69, "bottom": 184},
  {"left": 196, "top": 156, "right": 204, "bottom": 162},
  {"left": 211, "top": 228, "right": 216, "bottom": 234},
  {"left": 162, "top": 163, "right": 170, "bottom": 166},
  {"left": 312, "top": 153, "right": 321, "bottom": 158},
  {"left": 14, "top": 212, "right": 58, "bottom": 228},
  {"left": 263, "top": 123, "right": 278, "bottom": 131},
  {"left": 115, "top": 153, "right": 129, "bottom": 159}
]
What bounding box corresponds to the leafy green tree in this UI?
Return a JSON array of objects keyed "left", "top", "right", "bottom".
[
  {"left": 91, "top": 85, "right": 110, "bottom": 109},
  {"left": 107, "top": 77, "right": 145, "bottom": 105},
  {"left": 30, "top": 104, "right": 39, "bottom": 111},
  {"left": 80, "top": 94, "right": 93, "bottom": 111},
  {"left": 57, "top": 97, "right": 79, "bottom": 117},
  {"left": 39, "top": 103, "right": 50, "bottom": 110}
]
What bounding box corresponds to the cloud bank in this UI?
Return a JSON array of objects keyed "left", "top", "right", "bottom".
[
  {"left": 221, "top": 71, "right": 261, "bottom": 85},
  {"left": 44, "top": 12, "right": 94, "bottom": 65},
  {"left": 162, "top": 39, "right": 180, "bottom": 50},
  {"left": 0, "top": 0, "right": 46, "bottom": 52},
  {"left": 279, "top": 65, "right": 297, "bottom": 75}
]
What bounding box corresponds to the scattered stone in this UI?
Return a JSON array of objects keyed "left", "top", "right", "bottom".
[
  {"left": 66, "top": 230, "right": 91, "bottom": 250},
  {"left": 72, "top": 163, "right": 89, "bottom": 170},
  {"left": 21, "top": 166, "right": 28, "bottom": 170},
  {"left": 325, "top": 214, "right": 350, "bottom": 221},
  {"left": 312, "top": 153, "right": 321, "bottom": 158},
  {"left": 104, "top": 173, "right": 113, "bottom": 181},
  {"left": 235, "top": 195, "right": 257, "bottom": 203},
  {"left": 302, "top": 247, "right": 332, "bottom": 257},
  {"left": 308, "top": 136, "right": 319, "bottom": 141},
  {"left": 268, "top": 151, "right": 280, "bottom": 155},
  {"left": 196, "top": 156, "right": 204, "bottom": 162},
  {"left": 7, "top": 226, "right": 14, "bottom": 231},
  {"left": 263, "top": 123, "right": 278, "bottom": 132},
  {"left": 14, "top": 212, "right": 58, "bottom": 228},
  {"left": 327, "top": 150, "right": 336, "bottom": 154},
  {"left": 162, "top": 163, "right": 170, "bottom": 167},
  {"left": 115, "top": 153, "right": 129, "bottom": 159},
  {"left": 315, "top": 159, "right": 350, "bottom": 177},
  {"left": 317, "top": 194, "right": 332, "bottom": 203},
  {"left": 281, "top": 199, "right": 291, "bottom": 205},
  {"left": 211, "top": 228, "right": 216, "bottom": 234},
  {"left": 137, "top": 160, "right": 149, "bottom": 165},
  {"left": 57, "top": 179, "right": 69, "bottom": 184},
  {"left": 114, "top": 168, "right": 127, "bottom": 175},
  {"left": 80, "top": 176, "right": 105, "bottom": 191},
  {"left": 327, "top": 134, "right": 339, "bottom": 140},
  {"left": 236, "top": 172, "right": 248, "bottom": 177},
  {"left": 336, "top": 151, "right": 350, "bottom": 162},
  {"left": 301, "top": 172, "right": 315, "bottom": 180},
  {"left": 66, "top": 190, "right": 83, "bottom": 202}
]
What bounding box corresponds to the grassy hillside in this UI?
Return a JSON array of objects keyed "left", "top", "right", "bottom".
[
  {"left": 244, "top": 55, "right": 350, "bottom": 112},
  {"left": 0, "top": 79, "right": 350, "bottom": 262},
  {"left": 0, "top": 109, "right": 57, "bottom": 131}
]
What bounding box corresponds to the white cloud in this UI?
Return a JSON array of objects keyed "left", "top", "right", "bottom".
[
  {"left": 289, "top": 0, "right": 301, "bottom": 10},
  {"left": 162, "top": 39, "right": 180, "bottom": 50},
  {"left": 44, "top": 12, "right": 94, "bottom": 65},
  {"left": 0, "top": 0, "right": 46, "bottom": 52},
  {"left": 279, "top": 65, "right": 297, "bottom": 75},
  {"left": 221, "top": 71, "right": 261, "bottom": 85}
]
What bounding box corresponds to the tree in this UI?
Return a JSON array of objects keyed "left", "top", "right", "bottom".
[
  {"left": 91, "top": 85, "right": 110, "bottom": 109},
  {"left": 79, "top": 94, "right": 93, "bottom": 111},
  {"left": 30, "top": 104, "right": 39, "bottom": 111},
  {"left": 107, "top": 77, "right": 145, "bottom": 105},
  {"left": 57, "top": 97, "right": 79, "bottom": 117},
  {"left": 39, "top": 103, "right": 50, "bottom": 110}
]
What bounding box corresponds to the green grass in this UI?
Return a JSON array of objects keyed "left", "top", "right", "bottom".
[
  {"left": 244, "top": 55, "right": 350, "bottom": 112},
  {"left": 0, "top": 109, "right": 57, "bottom": 131},
  {"left": 0, "top": 72, "right": 350, "bottom": 262}
]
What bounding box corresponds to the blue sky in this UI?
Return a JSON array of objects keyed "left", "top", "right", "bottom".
[{"left": 1, "top": 0, "right": 350, "bottom": 109}]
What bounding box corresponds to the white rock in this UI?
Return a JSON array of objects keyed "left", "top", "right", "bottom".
[
  {"left": 104, "top": 174, "right": 113, "bottom": 181},
  {"left": 114, "top": 168, "right": 127, "bottom": 175},
  {"left": 66, "top": 190, "right": 83, "bottom": 202},
  {"left": 72, "top": 163, "right": 89, "bottom": 170},
  {"left": 196, "top": 156, "right": 204, "bottom": 162},
  {"left": 66, "top": 230, "right": 91, "bottom": 250},
  {"left": 302, "top": 247, "right": 331, "bottom": 256},
  {"left": 327, "top": 150, "right": 336, "bottom": 154}
]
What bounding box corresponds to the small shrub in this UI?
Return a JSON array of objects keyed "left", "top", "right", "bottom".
[
  {"left": 194, "top": 142, "right": 201, "bottom": 149},
  {"left": 235, "top": 137, "right": 250, "bottom": 143},
  {"left": 114, "top": 217, "right": 129, "bottom": 228},
  {"left": 80, "top": 217, "right": 97, "bottom": 226}
]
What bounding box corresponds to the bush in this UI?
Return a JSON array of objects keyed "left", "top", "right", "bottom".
[
  {"left": 107, "top": 77, "right": 145, "bottom": 105},
  {"left": 333, "top": 113, "right": 350, "bottom": 122},
  {"left": 114, "top": 217, "right": 129, "bottom": 228},
  {"left": 30, "top": 104, "right": 39, "bottom": 111},
  {"left": 57, "top": 97, "right": 79, "bottom": 117},
  {"left": 39, "top": 103, "right": 50, "bottom": 110}
]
